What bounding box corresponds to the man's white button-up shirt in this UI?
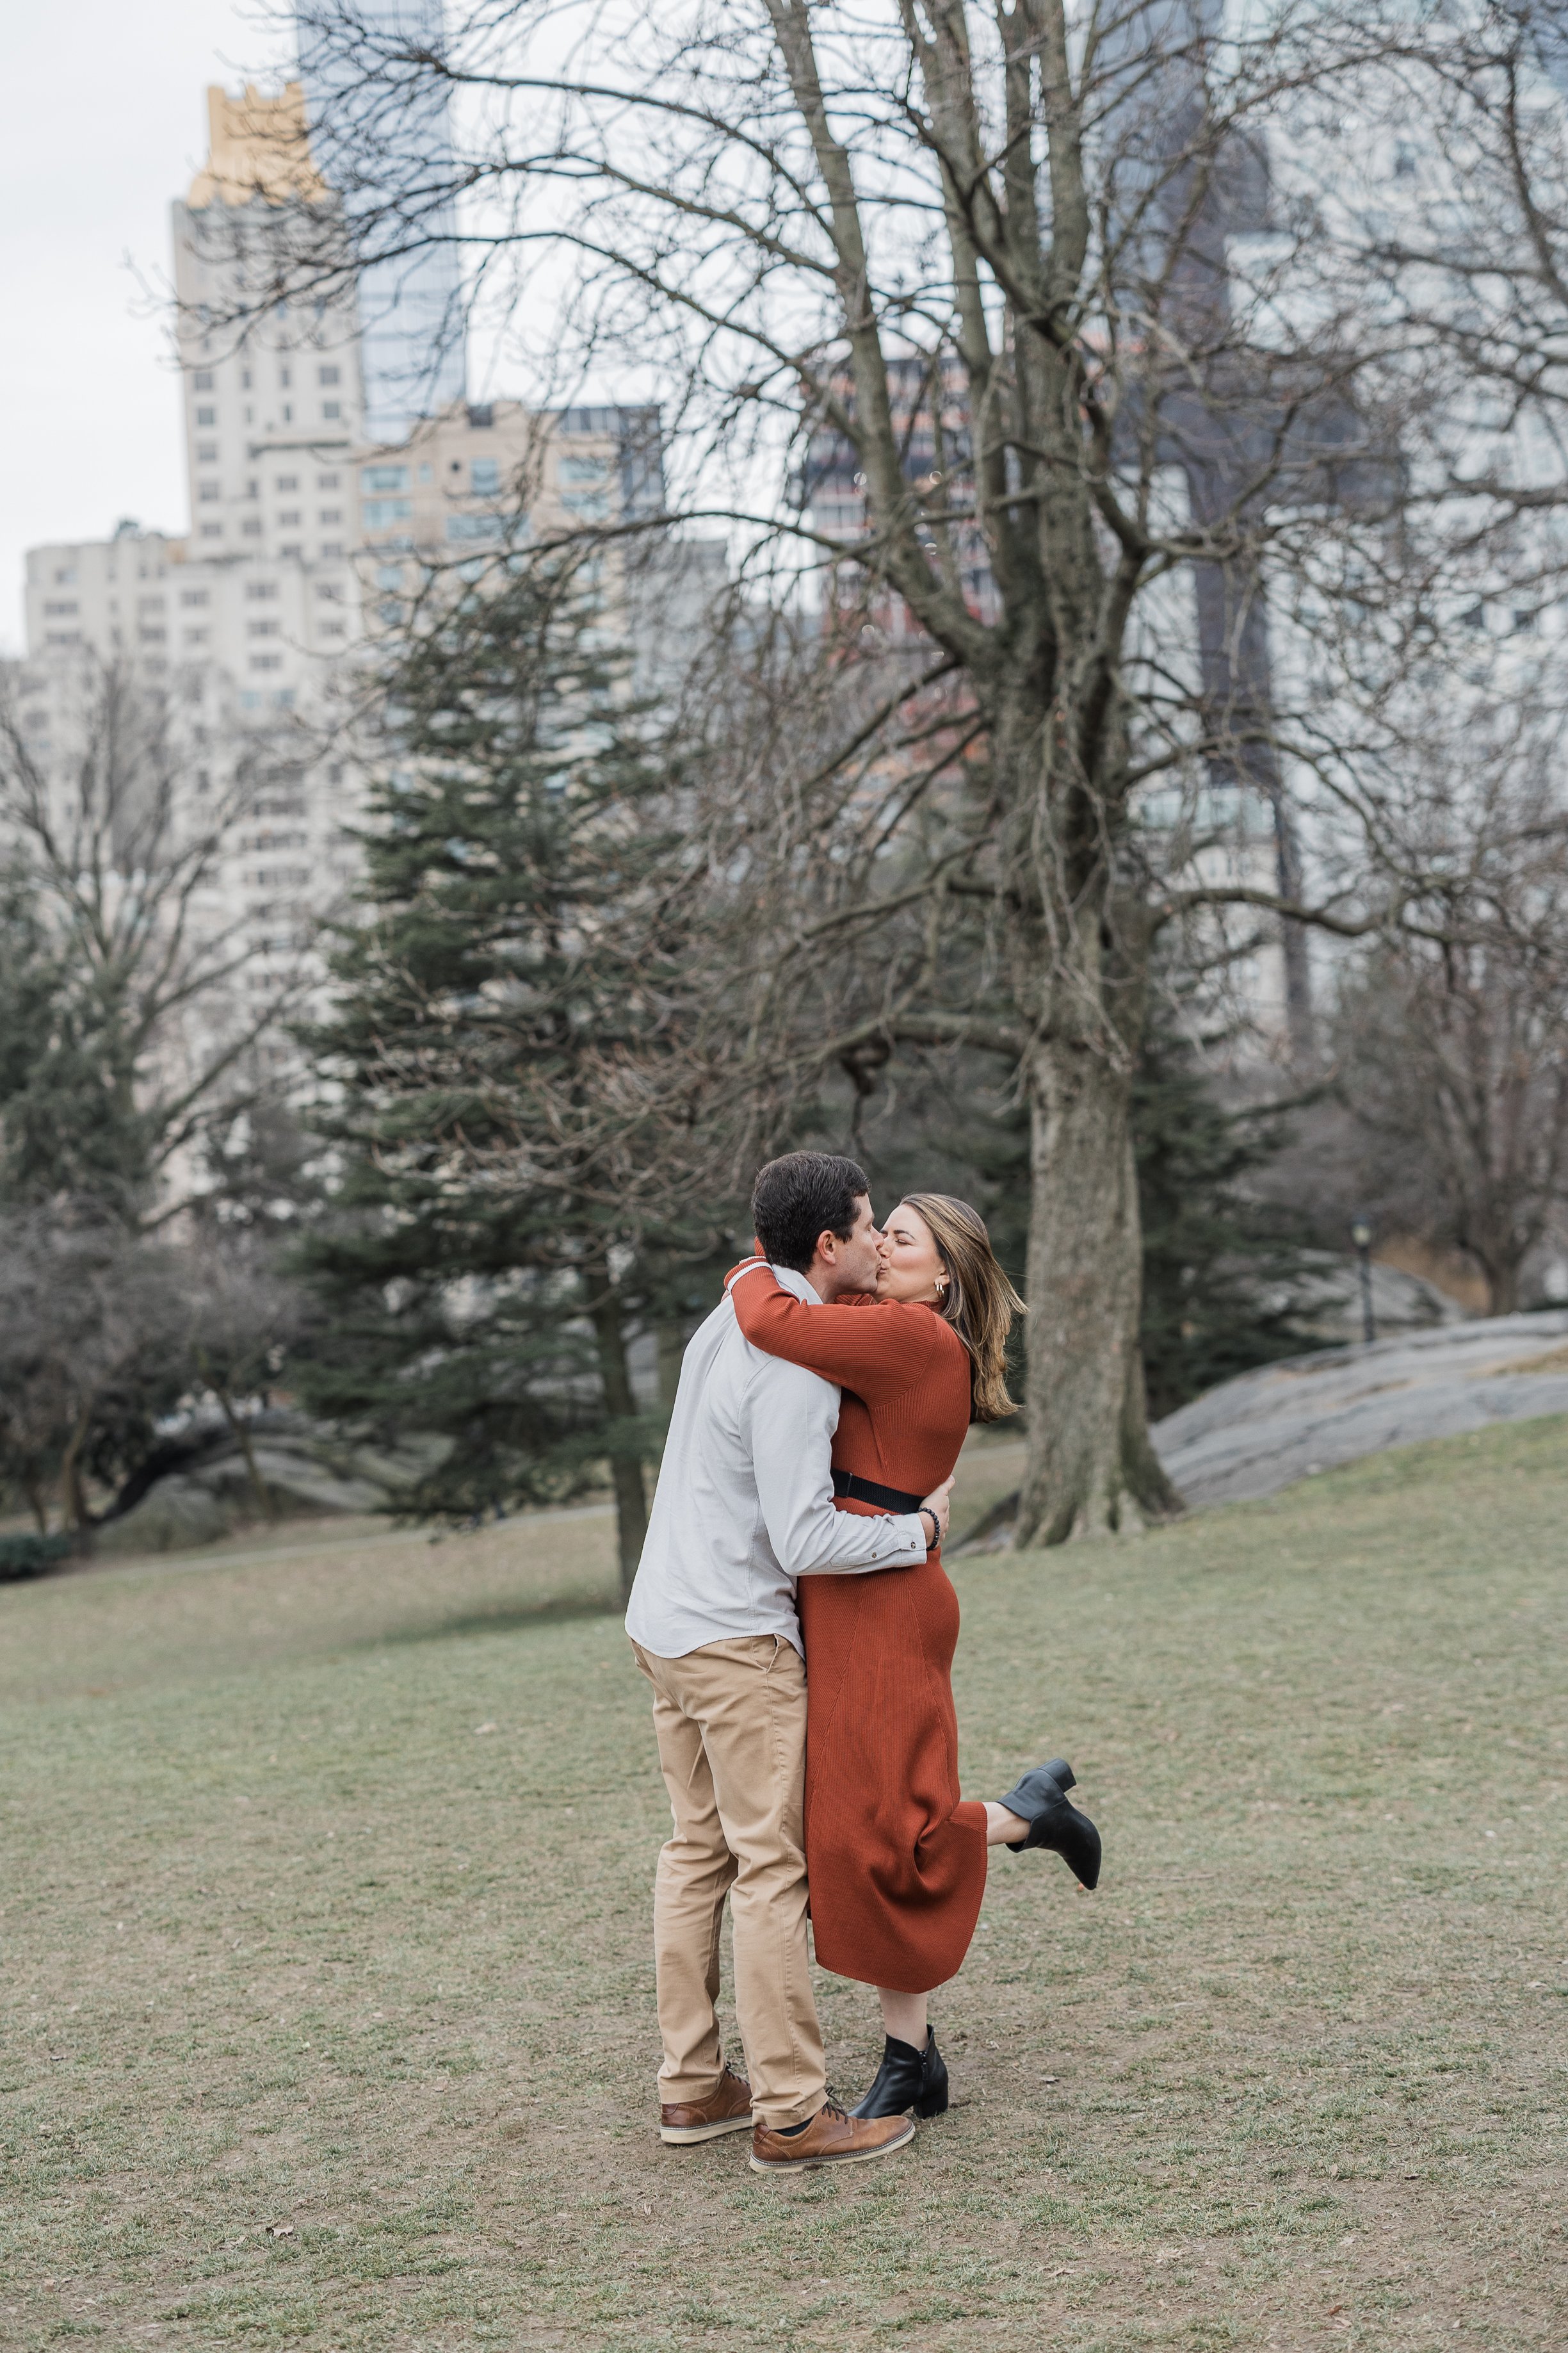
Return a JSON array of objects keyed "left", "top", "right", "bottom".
[{"left": 624, "top": 1263, "right": 927, "bottom": 1661}]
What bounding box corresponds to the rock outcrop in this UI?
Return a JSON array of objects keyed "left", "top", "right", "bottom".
[
  {"left": 92, "top": 1412, "right": 451, "bottom": 1556},
  {"left": 1152, "top": 1310, "right": 1568, "bottom": 1509}
]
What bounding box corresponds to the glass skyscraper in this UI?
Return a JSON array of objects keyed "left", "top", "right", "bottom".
[{"left": 296, "top": 0, "right": 467, "bottom": 443}]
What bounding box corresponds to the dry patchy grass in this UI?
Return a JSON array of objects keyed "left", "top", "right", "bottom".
[{"left": 2, "top": 1419, "right": 1565, "bottom": 2350}]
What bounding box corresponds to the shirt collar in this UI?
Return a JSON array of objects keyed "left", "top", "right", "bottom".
[{"left": 771, "top": 1262, "right": 821, "bottom": 1305}]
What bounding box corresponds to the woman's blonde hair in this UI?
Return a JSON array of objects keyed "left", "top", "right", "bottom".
[{"left": 900, "top": 1193, "right": 1026, "bottom": 1424}]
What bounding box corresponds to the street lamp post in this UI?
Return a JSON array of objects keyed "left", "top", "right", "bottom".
[{"left": 1350, "top": 1215, "right": 1375, "bottom": 1346}]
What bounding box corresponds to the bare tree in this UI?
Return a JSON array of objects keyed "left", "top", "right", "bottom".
[
  {"left": 230, "top": 0, "right": 1568, "bottom": 1539},
  {"left": 0, "top": 659, "right": 309, "bottom": 1221},
  {"left": 1327, "top": 719, "right": 1568, "bottom": 1314},
  {"left": 0, "top": 1209, "right": 197, "bottom": 1533}
]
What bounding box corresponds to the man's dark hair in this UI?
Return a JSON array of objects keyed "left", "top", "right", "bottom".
[{"left": 751, "top": 1151, "right": 870, "bottom": 1274}]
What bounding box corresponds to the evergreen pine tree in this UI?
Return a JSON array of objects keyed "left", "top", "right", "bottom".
[
  {"left": 293, "top": 563, "right": 722, "bottom": 1592},
  {"left": 0, "top": 859, "right": 152, "bottom": 1212},
  {"left": 1132, "top": 1013, "right": 1318, "bottom": 1420}
]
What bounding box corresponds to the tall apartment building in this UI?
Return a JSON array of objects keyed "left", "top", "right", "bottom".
[{"left": 8, "top": 64, "right": 726, "bottom": 1163}]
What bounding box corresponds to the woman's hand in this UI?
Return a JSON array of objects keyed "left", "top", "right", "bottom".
[{"left": 919, "top": 1476, "right": 955, "bottom": 1547}]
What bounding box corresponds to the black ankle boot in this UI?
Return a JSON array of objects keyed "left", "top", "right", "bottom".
[
  {"left": 850, "top": 2028, "right": 950, "bottom": 2121},
  {"left": 998, "top": 1758, "right": 1101, "bottom": 1889}
]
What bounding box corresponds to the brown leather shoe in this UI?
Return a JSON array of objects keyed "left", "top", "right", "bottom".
[
  {"left": 750, "top": 2097, "right": 916, "bottom": 2174},
  {"left": 659, "top": 2064, "right": 754, "bottom": 2144}
]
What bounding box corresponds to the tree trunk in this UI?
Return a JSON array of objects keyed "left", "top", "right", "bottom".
[
  {"left": 1014, "top": 1034, "right": 1183, "bottom": 1545},
  {"left": 592, "top": 1289, "right": 648, "bottom": 1601},
  {"left": 217, "top": 1386, "right": 276, "bottom": 1522},
  {"left": 58, "top": 1404, "right": 92, "bottom": 1535},
  {"left": 1481, "top": 1254, "right": 1524, "bottom": 1317},
  {"left": 23, "top": 1474, "right": 49, "bottom": 1535}
]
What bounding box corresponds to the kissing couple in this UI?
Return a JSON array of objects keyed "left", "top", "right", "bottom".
[{"left": 624, "top": 1151, "right": 1101, "bottom": 2176}]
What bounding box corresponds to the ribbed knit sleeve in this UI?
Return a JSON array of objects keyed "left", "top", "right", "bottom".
[{"left": 727, "top": 1260, "right": 941, "bottom": 1406}]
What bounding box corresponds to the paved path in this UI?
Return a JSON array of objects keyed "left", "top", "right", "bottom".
[{"left": 1153, "top": 1312, "right": 1568, "bottom": 1508}]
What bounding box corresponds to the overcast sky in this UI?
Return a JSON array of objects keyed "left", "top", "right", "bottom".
[{"left": 0, "top": 2, "right": 293, "bottom": 651}]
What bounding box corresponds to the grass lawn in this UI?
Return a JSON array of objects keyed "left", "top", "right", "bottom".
[{"left": 2, "top": 1421, "right": 1565, "bottom": 2351}]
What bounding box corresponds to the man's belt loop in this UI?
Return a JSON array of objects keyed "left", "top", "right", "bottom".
[{"left": 831, "top": 1467, "right": 926, "bottom": 1515}]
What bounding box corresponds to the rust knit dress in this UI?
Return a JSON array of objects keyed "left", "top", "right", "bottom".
[{"left": 729, "top": 1262, "right": 989, "bottom": 1994}]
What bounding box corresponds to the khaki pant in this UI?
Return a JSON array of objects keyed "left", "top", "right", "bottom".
[{"left": 631, "top": 1634, "right": 826, "bottom": 2129}]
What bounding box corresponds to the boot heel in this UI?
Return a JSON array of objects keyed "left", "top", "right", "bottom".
[{"left": 914, "top": 2081, "right": 949, "bottom": 2119}]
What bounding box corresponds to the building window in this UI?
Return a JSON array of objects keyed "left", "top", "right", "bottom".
[
  {"left": 279, "top": 510, "right": 302, "bottom": 526},
  {"left": 180, "top": 588, "right": 210, "bottom": 606},
  {"left": 471, "top": 457, "right": 501, "bottom": 494},
  {"left": 318, "top": 619, "right": 346, "bottom": 637},
  {"left": 246, "top": 478, "right": 259, "bottom": 500},
  {"left": 198, "top": 481, "right": 222, "bottom": 501},
  {"left": 197, "top": 441, "right": 218, "bottom": 462},
  {"left": 245, "top": 580, "right": 279, "bottom": 600},
  {"left": 250, "top": 653, "right": 283, "bottom": 671},
  {"left": 417, "top": 462, "right": 433, "bottom": 482},
  {"left": 193, "top": 370, "right": 214, "bottom": 391},
  {"left": 447, "top": 513, "right": 506, "bottom": 542},
  {"left": 241, "top": 368, "right": 252, "bottom": 389},
  {"left": 282, "top": 404, "right": 293, "bottom": 423},
  {"left": 559, "top": 455, "right": 608, "bottom": 483},
  {"left": 319, "top": 541, "right": 344, "bottom": 558},
  {"left": 319, "top": 507, "right": 341, "bottom": 524},
  {"left": 276, "top": 475, "right": 298, "bottom": 491},
  {"left": 184, "top": 628, "right": 210, "bottom": 646},
  {"left": 280, "top": 543, "right": 303, "bottom": 558},
  {"left": 363, "top": 497, "right": 414, "bottom": 529},
  {"left": 45, "top": 631, "right": 82, "bottom": 646},
  {"left": 241, "top": 517, "right": 263, "bottom": 537},
  {"left": 362, "top": 464, "right": 410, "bottom": 493},
  {"left": 321, "top": 402, "right": 342, "bottom": 420},
  {"left": 54, "top": 567, "right": 76, "bottom": 584},
  {"left": 196, "top": 405, "right": 216, "bottom": 427},
  {"left": 315, "top": 580, "right": 343, "bottom": 601},
  {"left": 318, "top": 471, "right": 339, "bottom": 489},
  {"left": 247, "top": 620, "right": 282, "bottom": 638},
  {"left": 42, "top": 600, "right": 78, "bottom": 616},
  {"left": 139, "top": 626, "right": 167, "bottom": 644},
  {"left": 318, "top": 363, "right": 340, "bottom": 385},
  {"left": 279, "top": 365, "right": 292, "bottom": 388},
  {"left": 199, "top": 523, "right": 223, "bottom": 539}
]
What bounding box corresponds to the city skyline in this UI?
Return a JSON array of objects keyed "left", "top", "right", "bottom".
[{"left": 0, "top": 2, "right": 293, "bottom": 653}]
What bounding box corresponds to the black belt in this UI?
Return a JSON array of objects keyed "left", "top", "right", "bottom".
[{"left": 832, "top": 1468, "right": 926, "bottom": 1515}]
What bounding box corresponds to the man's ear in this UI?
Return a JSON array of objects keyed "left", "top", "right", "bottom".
[{"left": 814, "top": 1228, "right": 839, "bottom": 1264}]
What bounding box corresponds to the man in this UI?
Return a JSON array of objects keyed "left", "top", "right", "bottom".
[{"left": 625, "top": 1151, "right": 953, "bottom": 2176}]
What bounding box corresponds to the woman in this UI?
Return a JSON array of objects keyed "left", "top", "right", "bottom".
[{"left": 729, "top": 1192, "right": 1101, "bottom": 2121}]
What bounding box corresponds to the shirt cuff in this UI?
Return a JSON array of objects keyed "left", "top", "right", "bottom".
[{"left": 893, "top": 1511, "right": 929, "bottom": 1561}]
